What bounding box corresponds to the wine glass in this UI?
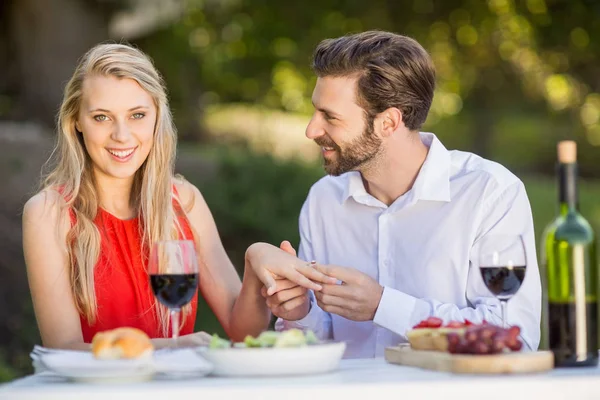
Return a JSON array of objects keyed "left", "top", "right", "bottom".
[
  {"left": 478, "top": 234, "right": 527, "bottom": 328},
  {"left": 148, "top": 240, "right": 199, "bottom": 345}
]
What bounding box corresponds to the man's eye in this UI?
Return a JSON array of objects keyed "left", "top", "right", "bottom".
[
  {"left": 324, "top": 114, "right": 335, "bottom": 121},
  {"left": 93, "top": 115, "right": 108, "bottom": 122},
  {"left": 132, "top": 113, "right": 145, "bottom": 120}
]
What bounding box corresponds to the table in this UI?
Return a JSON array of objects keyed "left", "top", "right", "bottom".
[{"left": 2, "top": 358, "right": 600, "bottom": 400}]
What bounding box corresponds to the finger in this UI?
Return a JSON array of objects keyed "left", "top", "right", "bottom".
[
  {"left": 314, "top": 264, "right": 356, "bottom": 284},
  {"left": 271, "top": 286, "right": 307, "bottom": 304},
  {"left": 255, "top": 268, "right": 278, "bottom": 296},
  {"left": 271, "top": 279, "right": 300, "bottom": 293},
  {"left": 279, "top": 240, "right": 297, "bottom": 257},
  {"left": 319, "top": 282, "right": 352, "bottom": 298},
  {"left": 315, "top": 300, "right": 352, "bottom": 318},
  {"left": 276, "top": 294, "right": 309, "bottom": 314},
  {"left": 286, "top": 269, "right": 323, "bottom": 292},
  {"left": 296, "top": 263, "right": 338, "bottom": 285},
  {"left": 261, "top": 280, "right": 298, "bottom": 297},
  {"left": 197, "top": 331, "right": 212, "bottom": 344},
  {"left": 271, "top": 266, "right": 322, "bottom": 292},
  {"left": 314, "top": 291, "right": 348, "bottom": 307}
]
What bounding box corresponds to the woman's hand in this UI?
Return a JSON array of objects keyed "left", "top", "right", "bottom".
[
  {"left": 260, "top": 241, "right": 312, "bottom": 321},
  {"left": 245, "top": 241, "right": 337, "bottom": 296},
  {"left": 177, "top": 331, "right": 213, "bottom": 347}
]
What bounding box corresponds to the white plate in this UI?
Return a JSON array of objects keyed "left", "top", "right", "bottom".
[
  {"left": 153, "top": 348, "right": 213, "bottom": 379},
  {"left": 39, "top": 348, "right": 213, "bottom": 383},
  {"left": 197, "top": 342, "right": 346, "bottom": 377},
  {"left": 39, "top": 352, "right": 155, "bottom": 383}
]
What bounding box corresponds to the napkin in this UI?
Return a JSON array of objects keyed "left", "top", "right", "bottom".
[{"left": 31, "top": 345, "right": 213, "bottom": 377}]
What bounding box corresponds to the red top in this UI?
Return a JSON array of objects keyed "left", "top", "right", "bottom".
[{"left": 69, "top": 192, "right": 198, "bottom": 342}]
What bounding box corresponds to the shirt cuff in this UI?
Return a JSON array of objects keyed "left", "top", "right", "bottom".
[
  {"left": 274, "top": 291, "right": 323, "bottom": 332},
  {"left": 373, "top": 286, "right": 420, "bottom": 337}
]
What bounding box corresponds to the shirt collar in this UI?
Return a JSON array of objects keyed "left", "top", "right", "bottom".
[{"left": 341, "top": 132, "right": 451, "bottom": 205}]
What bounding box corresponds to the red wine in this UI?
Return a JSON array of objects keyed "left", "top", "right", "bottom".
[
  {"left": 549, "top": 302, "right": 598, "bottom": 367},
  {"left": 150, "top": 273, "right": 198, "bottom": 309},
  {"left": 480, "top": 266, "right": 526, "bottom": 300}
]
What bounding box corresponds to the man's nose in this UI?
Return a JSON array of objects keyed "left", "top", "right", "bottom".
[{"left": 305, "top": 114, "right": 326, "bottom": 140}]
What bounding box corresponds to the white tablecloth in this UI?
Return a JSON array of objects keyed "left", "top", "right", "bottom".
[{"left": 2, "top": 358, "right": 600, "bottom": 400}]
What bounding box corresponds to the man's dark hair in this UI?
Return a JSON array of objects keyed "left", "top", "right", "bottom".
[{"left": 312, "top": 30, "right": 436, "bottom": 131}]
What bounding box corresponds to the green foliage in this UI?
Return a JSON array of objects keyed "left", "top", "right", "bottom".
[
  {"left": 139, "top": 0, "right": 600, "bottom": 156},
  {"left": 0, "top": 351, "right": 17, "bottom": 383},
  {"left": 188, "top": 144, "right": 324, "bottom": 267}
]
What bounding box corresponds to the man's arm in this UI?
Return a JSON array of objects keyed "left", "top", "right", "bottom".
[{"left": 371, "top": 181, "right": 541, "bottom": 350}]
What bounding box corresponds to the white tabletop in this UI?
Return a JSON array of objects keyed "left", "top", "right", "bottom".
[{"left": 2, "top": 357, "right": 600, "bottom": 400}]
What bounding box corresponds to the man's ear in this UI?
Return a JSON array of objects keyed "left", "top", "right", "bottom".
[{"left": 377, "top": 107, "right": 403, "bottom": 137}]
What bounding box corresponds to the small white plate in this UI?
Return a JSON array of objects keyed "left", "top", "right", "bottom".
[
  {"left": 197, "top": 342, "right": 346, "bottom": 377},
  {"left": 153, "top": 348, "right": 213, "bottom": 379},
  {"left": 39, "top": 348, "right": 213, "bottom": 383},
  {"left": 39, "top": 352, "right": 155, "bottom": 383}
]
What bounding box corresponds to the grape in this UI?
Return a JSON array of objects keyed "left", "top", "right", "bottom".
[
  {"left": 444, "top": 323, "right": 523, "bottom": 355},
  {"left": 478, "top": 326, "right": 496, "bottom": 341},
  {"left": 505, "top": 335, "right": 522, "bottom": 351},
  {"left": 465, "top": 330, "right": 478, "bottom": 343},
  {"left": 474, "top": 341, "right": 490, "bottom": 354},
  {"left": 491, "top": 337, "right": 506, "bottom": 353},
  {"left": 507, "top": 325, "right": 521, "bottom": 339},
  {"left": 447, "top": 332, "right": 461, "bottom": 346}
]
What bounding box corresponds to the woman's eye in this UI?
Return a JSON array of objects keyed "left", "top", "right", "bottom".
[
  {"left": 93, "top": 115, "right": 108, "bottom": 122},
  {"left": 132, "top": 113, "right": 145, "bottom": 120}
]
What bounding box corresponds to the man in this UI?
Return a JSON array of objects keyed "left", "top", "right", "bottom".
[{"left": 265, "top": 30, "right": 541, "bottom": 358}]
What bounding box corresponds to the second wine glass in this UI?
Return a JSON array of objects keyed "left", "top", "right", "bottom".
[
  {"left": 478, "top": 234, "right": 527, "bottom": 328},
  {"left": 148, "top": 240, "right": 199, "bottom": 345}
]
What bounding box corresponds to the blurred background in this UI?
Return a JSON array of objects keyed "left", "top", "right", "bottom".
[{"left": 0, "top": 0, "right": 599, "bottom": 381}]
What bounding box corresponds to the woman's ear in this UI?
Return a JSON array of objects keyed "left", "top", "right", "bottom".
[{"left": 75, "top": 121, "right": 82, "bottom": 133}]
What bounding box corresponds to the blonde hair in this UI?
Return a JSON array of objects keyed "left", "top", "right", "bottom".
[{"left": 41, "top": 42, "right": 192, "bottom": 336}]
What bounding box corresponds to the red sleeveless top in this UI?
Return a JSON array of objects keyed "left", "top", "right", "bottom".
[{"left": 70, "top": 190, "right": 198, "bottom": 342}]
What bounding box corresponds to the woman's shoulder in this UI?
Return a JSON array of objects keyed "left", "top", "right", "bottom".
[
  {"left": 22, "top": 188, "right": 71, "bottom": 237},
  {"left": 23, "top": 189, "right": 69, "bottom": 221},
  {"left": 172, "top": 175, "right": 204, "bottom": 214}
]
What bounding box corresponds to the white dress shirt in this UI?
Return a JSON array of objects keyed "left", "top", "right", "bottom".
[{"left": 275, "top": 132, "right": 541, "bottom": 358}]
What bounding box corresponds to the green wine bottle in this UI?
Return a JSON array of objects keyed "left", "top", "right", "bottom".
[{"left": 544, "top": 140, "right": 598, "bottom": 367}]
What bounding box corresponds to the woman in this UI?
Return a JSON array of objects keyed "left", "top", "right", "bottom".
[{"left": 22, "top": 43, "right": 331, "bottom": 350}]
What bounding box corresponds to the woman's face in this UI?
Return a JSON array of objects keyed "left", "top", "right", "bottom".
[{"left": 75, "top": 75, "right": 157, "bottom": 183}]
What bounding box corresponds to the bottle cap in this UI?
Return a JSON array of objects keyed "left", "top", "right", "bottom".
[{"left": 557, "top": 141, "right": 577, "bottom": 163}]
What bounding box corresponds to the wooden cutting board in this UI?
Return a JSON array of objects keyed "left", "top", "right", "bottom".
[{"left": 385, "top": 345, "right": 554, "bottom": 374}]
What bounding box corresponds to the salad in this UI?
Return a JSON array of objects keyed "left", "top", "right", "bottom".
[{"left": 209, "top": 329, "right": 319, "bottom": 349}]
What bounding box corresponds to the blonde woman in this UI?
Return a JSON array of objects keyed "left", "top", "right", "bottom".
[{"left": 22, "top": 43, "right": 331, "bottom": 350}]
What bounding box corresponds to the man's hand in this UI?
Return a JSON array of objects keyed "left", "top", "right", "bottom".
[
  {"left": 314, "top": 264, "right": 384, "bottom": 321},
  {"left": 261, "top": 241, "right": 311, "bottom": 321},
  {"left": 262, "top": 279, "right": 311, "bottom": 321}
]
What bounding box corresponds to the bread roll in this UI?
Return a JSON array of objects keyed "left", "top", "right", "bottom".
[
  {"left": 92, "top": 327, "right": 154, "bottom": 360},
  {"left": 407, "top": 327, "right": 467, "bottom": 351},
  {"left": 406, "top": 328, "right": 435, "bottom": 351}
]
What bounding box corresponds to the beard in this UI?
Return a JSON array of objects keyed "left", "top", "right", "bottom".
[{"left": 315, "top": 122, "right": 383, "bottom": 176}]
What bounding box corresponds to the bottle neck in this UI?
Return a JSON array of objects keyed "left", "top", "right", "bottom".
[{"left": 558, "top": 163, "right": 578, "bottom": 214}]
